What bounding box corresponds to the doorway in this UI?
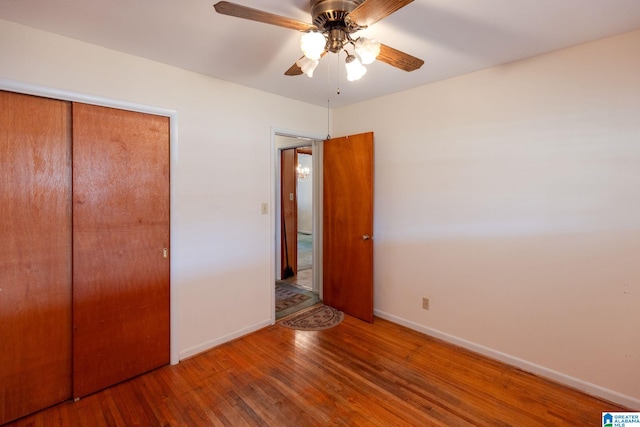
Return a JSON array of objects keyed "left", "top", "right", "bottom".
[
  {"left": 274, "top": 134, "right": 322, "bottom": 319},
  {"left": 272, "top": 130, "right": 375, "bottom": 323}
]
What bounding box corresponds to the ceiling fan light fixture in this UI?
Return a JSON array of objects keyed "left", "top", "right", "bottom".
[
  {"left": 296, "top": 56, "right": 319, "bottom": 77},
  {"left": 345, "top": 54, "right": 367, "bottom": 81},
  {"left": 354, "top": 37, "right": 381, "bottom": 65},
  {"left": 300, "top": 31, "right": 326, "bottom": 60},
  {"left": 214, "top": 0, "right": 425, "bottom": 80}
]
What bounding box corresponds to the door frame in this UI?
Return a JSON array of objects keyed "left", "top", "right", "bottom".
[
  {"left": 0, "top": 78, "right": 180, "bottom": 366},
  {"left": 271, "top": 128, "right": 325, "bottom": 323}
]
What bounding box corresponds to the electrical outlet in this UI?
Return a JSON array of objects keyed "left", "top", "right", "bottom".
[{"left": 422, "top": 297, "right": 430, "bottom": 310}]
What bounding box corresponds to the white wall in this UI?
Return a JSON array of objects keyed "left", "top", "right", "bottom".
[
  {"left": 0, "top": 19, "right": 326, "bottom": 359},
  {"left": 2, "top": 16, "right": 638, "bottom": 408},
  {"left": 333, "top": 29, "right": 640, "bottom": 407}
]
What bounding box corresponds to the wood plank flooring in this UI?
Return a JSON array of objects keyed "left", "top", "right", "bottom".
[
  {"left": 6, "top": 316, "right": 628, "bottom": 426},
  {"left": 281, "top": 267, "right": 312, "bottom": 289}
]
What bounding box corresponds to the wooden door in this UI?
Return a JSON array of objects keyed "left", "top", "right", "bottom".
[
  {"left": 281, "top": 148, "right": 297, "bottom": 278},
  {"left": 0, "top": 91, "right": 73, "bottom": 424},
  {"left": 72, "top": 103, "right": 170, "bottom": 397},
  {"left": 323, "top": 132, "right": 374, "bottom": 322}
]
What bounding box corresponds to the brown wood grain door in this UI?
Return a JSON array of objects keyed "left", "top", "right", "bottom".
[
  {"left": 72, "top": 103, "right": 170, "bottom": 398},
  {"left": 281, "top": 148, "right": 298, "bottom": 278},
  {"left": 323, "top": 132, "right": 374, "bottom": 322},
  {"left": 0, "top": 91, "right": 73, "bottom": 424}
]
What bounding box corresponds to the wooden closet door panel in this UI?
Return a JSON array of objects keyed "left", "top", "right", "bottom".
[
  {"left": 0, "top": 91, "right": 72, "bottom": 424},
  {"left": 72, "top": 103, "right": 170, "bottom": 398}
]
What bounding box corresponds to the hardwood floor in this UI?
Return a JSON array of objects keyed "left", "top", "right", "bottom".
[
  {"left": 7, "top": 316, "right": 627, "bottom": 426},
  {"left": 281, "top": 268, "right": 312, "bottom": 289}
]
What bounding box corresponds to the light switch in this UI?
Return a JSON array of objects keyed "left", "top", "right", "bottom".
[{"left": 261, "top": 202, "right": 268, "bottom": 215}]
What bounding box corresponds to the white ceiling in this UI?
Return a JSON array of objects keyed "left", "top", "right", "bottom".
[{"left": 2, "top": 0, "right": 640, "bottom": 108}]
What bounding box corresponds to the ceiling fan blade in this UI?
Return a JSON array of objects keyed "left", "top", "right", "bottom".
[
  {"left": 348, "top": 0, "right": 414, "bottom": 27},
  {"left": 284, "top": 51, "right": 328, "bottom": 76},
  {"left": 214, "top": 1, "right": 317, "bottom": 32},
  {"left": 285, "top": 57, "right": 305, "bottom": 76},
  {"left": 377, "top": 44, "right": 424, "bottom": 72}
]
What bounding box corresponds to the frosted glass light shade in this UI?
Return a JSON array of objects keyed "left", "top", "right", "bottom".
[
  {"left": 355, "top": 37, "right": 381, "bottom": 65},
  {"left": 345, "top": 55, "right": 367, "bottom": 81},
  {"left": 300, "top": 31, "right": 326, "bottom": 60},
  {"left": 296, "top": 56, "right": 319, "bottom": 77}
]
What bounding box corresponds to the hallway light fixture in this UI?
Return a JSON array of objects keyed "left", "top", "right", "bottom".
[{"left": 296, "top": 164, "right": 310, "bottom": 180}]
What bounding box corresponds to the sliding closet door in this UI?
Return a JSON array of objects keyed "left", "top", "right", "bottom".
[
  {"left": 0, "top": 91, "right": 72, "bottom": 424},
  {"left": 72, "top": 103, "right": 170, "bottom": 397}
]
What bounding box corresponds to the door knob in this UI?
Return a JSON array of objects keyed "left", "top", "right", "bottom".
[{"left": 362, "top": 234, "right": 371, "bottom": 241}]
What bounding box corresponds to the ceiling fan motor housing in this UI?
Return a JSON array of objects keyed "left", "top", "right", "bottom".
[
  {"left": 310, "top": 0, "right": 363, "bottom": 29},
  {"left": 310, "top": 0, "right": 364, "bottom": 52}
]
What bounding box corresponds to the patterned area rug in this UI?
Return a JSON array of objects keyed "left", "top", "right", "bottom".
[
  {"left": 275, "top": 282, "right": 321, "bottom": 320},
  {"left": 279, "top": 304, "right": 344, "bottom": 331},
  {"left": 276, "top": 285, "right": 311, "bottom": 312}
]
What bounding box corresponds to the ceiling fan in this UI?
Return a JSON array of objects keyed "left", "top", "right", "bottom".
[{"left": 214, "top": 0, "right": 424, "bottom": 81}]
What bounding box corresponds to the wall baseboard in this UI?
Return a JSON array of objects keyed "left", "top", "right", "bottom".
[
  {"left": 179, "top": 318, "right": 272, "bottom": 361},
  {"left": 374, "top": 309, "right": 640, "bottom": 410}
]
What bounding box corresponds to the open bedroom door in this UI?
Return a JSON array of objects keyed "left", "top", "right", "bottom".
[{"left": 323, "top": 132, "right": 374, "bottom": 323}]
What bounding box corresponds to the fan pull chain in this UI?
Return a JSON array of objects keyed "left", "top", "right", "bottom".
[
  {"left": 326, "top": 98, "right": 331, "bottom": 140},
  {"left": 336, "top": 50, "right": 341, "bottom": 95},
  {"left": 326, "top": 53, "right": 332, "bottom": 140}
]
